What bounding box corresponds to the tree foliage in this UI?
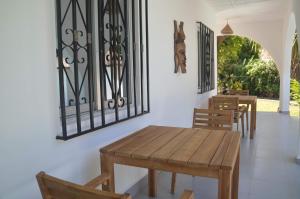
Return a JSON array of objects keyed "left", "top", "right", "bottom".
[
  {"left": 246, "top": 60, "right": 280, "bottom": 98},
  {"left": 218, "top": 35, "right": 280, "bottom": 98},
  {"left": 290, "top": 33, "right": 300, "bottom": 104},
  {"left": 290, "top": 79, "right": 300, "bottom": 103},
  {"left": 218, "top": 36, "right": 261, "bottom": 68},
  {"left": 291, "top": 33, "right": 300, "bottom": 79}
]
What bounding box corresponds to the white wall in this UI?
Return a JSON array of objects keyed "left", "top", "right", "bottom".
[{"left": 0, "top": 0, "right": 217, "bottom": 198}]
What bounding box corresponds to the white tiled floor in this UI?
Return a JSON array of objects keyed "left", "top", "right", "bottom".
[{"left": 133, "top": 112, "right": 300, "bottom": 199}]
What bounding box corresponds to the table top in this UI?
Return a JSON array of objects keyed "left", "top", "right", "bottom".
[
  {"left": 216, "top": 95, "right": 257, "bottom": 102},
  {"left": 101, "top": 126, "right": 241, "bottom": 170}
]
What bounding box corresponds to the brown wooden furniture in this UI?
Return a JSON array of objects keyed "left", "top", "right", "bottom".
[
  {"left": 100, "top": 125, "right": 241, "bottom": 199},
  {"left": 211, "top": 95, "right": 257, "bottom": 139},
  {"left": 228, "top": 90, "right": 249, "bottom": 96},
  {"left": 210, "top": 96, "right": 245, "bottom": 137},
  {"left": 36, "top": 171, "right": 131, "bottom": 199},
  {"left": 180, "top": 190, "right": 194, "bottom": 199},
  {"left": 228, "top": 90, "right": 250, "bottom": 131},
  {"left": 170, "top": 109, "right": 234, "bottom": 193},
  {"left": 192, "top": 108, "right": 234, "bottom": 130},
  {"left": 36, "top": 171, "right": 194, "bottom": 199}
]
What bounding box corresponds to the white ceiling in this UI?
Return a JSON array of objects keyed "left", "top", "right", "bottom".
[
  {"left": 207, "top": 0, "right": 281, "bottom": 12},
  {"left": 206, "top": 0, "right": 288, "bottom": 23}
]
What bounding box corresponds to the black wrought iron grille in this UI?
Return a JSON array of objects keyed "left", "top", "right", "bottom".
[
  {"left": 197, "top": 22, "right": 215, "bottom": 94},
  {"left": 56, "top": 0, "right": 150, "bottom": 140}
]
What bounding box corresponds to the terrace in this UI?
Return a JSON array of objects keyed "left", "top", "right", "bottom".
[{"left": 1, "top": 0, "right": 300, "bottom": 199}]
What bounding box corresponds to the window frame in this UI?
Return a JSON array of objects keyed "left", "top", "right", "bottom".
[
  {"left": 197, "top": 21, "right": 215, "bottom": 94},
  {"left": 55, "top": 0, "right": 150, "bottom": 140}
]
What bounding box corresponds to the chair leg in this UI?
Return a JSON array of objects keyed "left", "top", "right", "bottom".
[
  {"left": 241, "top": 115, "right": 245, "bottom": 138},
  {"left": 246, "top": 110, "right": 249, "bottom": 131},
  {"left": 171, "top": 172, "right": 176, "bottom": 194}
]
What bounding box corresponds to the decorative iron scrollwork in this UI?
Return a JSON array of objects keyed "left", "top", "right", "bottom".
[
  {"left": 197, "top": 22, "right": 215, "bottom": 94},
  {"left": 107, "top": 97, "right": 126, "bottom": 109},
  {"left": 56, "top": 0, "right": 150, "bottom": 140}
]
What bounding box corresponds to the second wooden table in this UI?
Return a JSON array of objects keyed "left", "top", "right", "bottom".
[{"left": 100, "top": 125, "right": 241, "bottom": 199}]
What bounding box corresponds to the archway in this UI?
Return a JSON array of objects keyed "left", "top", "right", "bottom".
[
  {"left": 217, "top": 17, "right": 297, "bottom": 113},
  {"left": 217, "top": 35, "right": 285, "bottom": 113}
]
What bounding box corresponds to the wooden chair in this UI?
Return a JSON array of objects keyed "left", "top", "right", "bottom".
[
  {"left": 192, "top": 108, "right": 234, "bottom": 130},
  {"left": 211, "top": 96, "right": 245, "bottom": 137},
  {"left": 228, "top": 89, "right": 250, "bottom": 131},
  {"left": 36, "top": 171, "right": 194, "bottom": 199},
  {"left": 180, "top": 190, "right": 194, "bottom": 199},
  {"left": 170, "top": 108, "right": 234, "bottom": 194}
]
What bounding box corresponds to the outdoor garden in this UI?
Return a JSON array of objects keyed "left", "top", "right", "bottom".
[{"left": 217, "top": 35, "right": 300, "bottom": 117}]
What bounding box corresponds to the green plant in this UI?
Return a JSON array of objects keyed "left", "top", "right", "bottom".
[
  {"left": 290, "top": 79, "right": 300, "bottom": 104},
  {"left": 291, "top": 33, "right": 300, "bottom": 79},
  {"left": 246, "top": 60, "right": 280, "bottom": 98},
  {"left": 217, "top": 35, "right": 280, "bottom": 98}
]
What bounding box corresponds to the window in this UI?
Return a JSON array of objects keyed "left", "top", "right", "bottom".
[
  {"left": 56, "top": 0, "right": 150, "bottom": 140},
  {"left": 197, "top": 22, "right": 215, "bottom": 94}
]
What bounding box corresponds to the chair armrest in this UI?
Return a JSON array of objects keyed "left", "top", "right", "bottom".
[
  {"left": 179, "top": 190, "right": 194, "bottom": 199},
  {"left": 121, "top": 193, "right": 132, "bottom": 199},
  {"left": 84, "top": 173, "right": 110, "bottom": 189}
]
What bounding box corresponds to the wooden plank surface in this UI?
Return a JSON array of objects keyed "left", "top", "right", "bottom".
[
  {"left": 115, "top": 126, "right": 171, "bottom": 157},
  {"left": 210, "top": 133, "right": 234, "bottom": 168},
  {"left": 216, "top": 95, "right": 257, "bottom": 104},
  {"left": 131, "top": 127, "right": 184, "bottom": 159},
  {"left": 168, "top": 129, "right": 210, "bottom": 164},
  {"left": 221, "top": 133, "right": 241, "bottom": 170},
  {"left": 189, "top": 131, "right": 226, "bottom": 167},
  {"left": 101, "top": 126, "right": 241, "bottom": 170},
  {"left": 151, "top": 128, "right": 195, "bottom": 161},
  {"left": 101, "top": 126, "right": 158, "bottom": 154}
]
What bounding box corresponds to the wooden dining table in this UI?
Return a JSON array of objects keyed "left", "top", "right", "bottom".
[
  {"left": 100, "top": 125, "right": 241, "bottom": 199},
  {"left": 209, "top": 95, "right": 257, "bottom": 139}
]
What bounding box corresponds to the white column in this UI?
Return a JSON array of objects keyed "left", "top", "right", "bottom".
[
  {"left": 279, "top": 12, "right": 295, "bottom": 113},
  {"left": 279, "top": 71, "right": 290, "bottom": 113}
]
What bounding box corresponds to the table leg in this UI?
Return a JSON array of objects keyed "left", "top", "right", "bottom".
[
  {"left": 218, "top": 170, "right": 232, "bottom": 199},
  {"left": 254, "top": 101, "right": 257, "bottom": 130},
  {"left": 171, "top": 172, "right": 176, "bottom": 194},
  {"left": 208, "top": 98, "right": 212, "bottom": 110},
  {"left": 232, "top": 151, "right": 240, "bottom": 199},
  {"left": 250, "top": 101, "right": 257, "bottom": 139},
  {"left": 148, "top": 169, "right": 156, "bottom": 197},
  {"left": 100, "top": 153, "right": 115, "bottom": 192}
]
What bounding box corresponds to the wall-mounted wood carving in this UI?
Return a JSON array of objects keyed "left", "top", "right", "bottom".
[{"left": 174, "top": 20, "right": 187, "bottom": 73}]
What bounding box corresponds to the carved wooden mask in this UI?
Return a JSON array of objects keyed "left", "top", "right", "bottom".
[{"left": 174, "top": 20, "right": 187, "bottom": 73}]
